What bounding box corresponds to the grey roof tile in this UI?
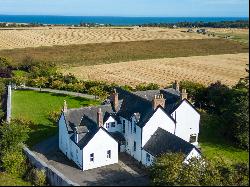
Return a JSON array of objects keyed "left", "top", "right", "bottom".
[{"left": 143, "top": 127, "right": 200, "bottom": 157}]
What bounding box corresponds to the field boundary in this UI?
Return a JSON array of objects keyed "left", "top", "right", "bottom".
[{"left": 15, "top": 86, "right": 98, "bottom": 100}]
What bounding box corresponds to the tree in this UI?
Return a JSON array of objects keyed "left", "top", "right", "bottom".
[
  {"left": 0, "top": 119, "right": 30, "bottom": 153},
  {"left": 206, "top": 81, "right": 231, "bottom": 115},
  {"left": 149, "top": 153, "right": 249, "bottom": 186},
  {"left": 149, "top": 153, "right": 184, "bottom": 186},
  {"left": 34, "top": 77, "right": 48, "bottom": 91}
]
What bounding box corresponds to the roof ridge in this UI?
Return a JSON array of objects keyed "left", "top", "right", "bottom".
[{"left": 67, "top": 103, "right": 112, "bottom": 111}]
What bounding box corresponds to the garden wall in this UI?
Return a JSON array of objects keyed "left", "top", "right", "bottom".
[{"left": 23, "top": 146, "right": 79, "bottom": 186}]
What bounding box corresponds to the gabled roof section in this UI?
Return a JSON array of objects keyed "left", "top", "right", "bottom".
[
  {"left": 170, "top": 98, "right": 200, "bottom": 115},
  {"left": 64, "top": 104, "right": 115, "bottom": 127},
  {"left": 116, "top": 87, "right": 178, "bottom": 128},
  {"left": 143, "top": 127, "right": 200, "bottom": 157}
]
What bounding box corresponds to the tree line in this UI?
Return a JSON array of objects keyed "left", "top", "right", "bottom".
[{"left": 139, "top": 20, "right": 249, "bottom": 28}]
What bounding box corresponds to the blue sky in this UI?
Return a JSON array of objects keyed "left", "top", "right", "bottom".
[{"left": 0, "top": 0, "right": 248, "bottom": 17}]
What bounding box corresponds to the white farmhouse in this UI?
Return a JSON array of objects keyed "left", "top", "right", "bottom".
[{"left": 58, "top": 81, "right": 201, "bottom": 171}]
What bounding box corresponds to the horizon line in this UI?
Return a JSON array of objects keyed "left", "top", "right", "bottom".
[{"left": 0, "top": 14, "right": 249, "bottom": 18}]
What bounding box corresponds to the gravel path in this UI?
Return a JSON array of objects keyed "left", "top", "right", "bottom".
[{"left": 16, "top": 86, "right": 98, "bottom": 100}]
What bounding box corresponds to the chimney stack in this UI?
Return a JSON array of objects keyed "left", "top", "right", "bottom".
[
  {"left": 174, "top": 80, "right": 180, "bottom": 92},
  {"left": 97, "top": 108, "right": 103, "bottom": 127},
  {"left": 73, "top": 126, "right": 79, "bottom": 143},
  {"left": 63, "top": 100, "right": 67, "bottom": 112},
  {"left": 181, "top": 89, "right": 188, "bottom": 100},
  {"left": 152, "top": 94, "right": 165, "bottom": 110},
  {"left": 111, "top": 89, "right": 119, "bottom": 112}
]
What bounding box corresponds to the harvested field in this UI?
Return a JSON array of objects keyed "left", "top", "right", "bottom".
[
  {"left": 62, "top": 53, "right": 249, "bottom": 87},
  {"left": 0, "top": 39, "right": 248, "bottom": 67},
  {"left": 0, "top": 27, "right": 210, "bottom": 50}
]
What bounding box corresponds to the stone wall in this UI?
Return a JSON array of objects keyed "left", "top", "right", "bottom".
[{"left": 23, "top": 146, "right": 79, "bottom": 186}]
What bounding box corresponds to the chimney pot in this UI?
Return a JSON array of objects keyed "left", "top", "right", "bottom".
[
  {"left": 174, "top": 80, "right": 180, "bottom": 91},
  {"left": 181, "top": 89, "right": 188, "bottom": 100}
]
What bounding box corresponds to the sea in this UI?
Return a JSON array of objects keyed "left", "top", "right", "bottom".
[{"left": 0, "top": 15, "right": 248, "bottom": 26}]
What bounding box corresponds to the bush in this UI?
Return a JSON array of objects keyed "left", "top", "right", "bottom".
[
  {"left": 1, "top": 150, "right": 27, "bottom": 176},
  {"left": 0, "top": 120, "right": 30, "bottom": 153},
  {"left": 48, "top": 110, "right": 61, "bottom": 124},
  {"left": 135, "top": 83, "right": 159, "bottom": 91},
  {"left": 26, "top": 168, "right": 47, "bottom": 186}
]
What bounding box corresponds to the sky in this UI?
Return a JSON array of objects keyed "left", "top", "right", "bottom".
[{"left": 0, "top": 0, "right": 249, "bottom": 17}]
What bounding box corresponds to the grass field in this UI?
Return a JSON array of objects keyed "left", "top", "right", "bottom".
[
  {"left": 0, "top": 39, "right": 248, "bottom": 67},
  {"left": 208, "top": 28, "right": 249, "bottom": 44},
  {"left": 199, "top": 113, "right": 249, "bottom": 166},
  {"left": 0, "top": 172, "right": 32, "bottom": 186},
  {"left": 63, "top": 53, "right": 249, "bottom": 87},
  {"left": 12, "top": 90, "right": 100, "bottom": 146}
]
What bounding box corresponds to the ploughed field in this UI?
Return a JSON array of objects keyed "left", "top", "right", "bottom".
[
  {"left": 0, "top": 27, "right": 210, "bottom": 50},
  {"left": 62, "top": 53, "right": 249, "bottom": 87}
]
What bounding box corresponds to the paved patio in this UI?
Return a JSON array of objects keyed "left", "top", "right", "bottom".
[{"left": 32, "top": 135, "right": 150, "bottom": 186}]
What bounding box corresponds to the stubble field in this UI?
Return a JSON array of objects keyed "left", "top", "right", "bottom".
[
  {"left": 0, "top": 27, "right": 210, "bottom": 50},
  {"left": 62, "top": 53, "right": 249, "bottom": 87}
]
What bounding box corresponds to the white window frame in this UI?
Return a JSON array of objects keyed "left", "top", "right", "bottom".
[
  {"left": 134, "top": 141, "right": 136, "bottom": 151},
  {"left": 133, "top": 123, "right": 136, "bottom": 134},
  {"left": 189, "top": 134, "right": 197, "bottom": 143},
  {"left": 90, "top": 153, "right": 94, "bottom": 162},
  {"left": 106, "top": 123, "right": 110, "bottom": 128},
  {"left": 146, "top": 153, "right": 150, "bottom": 162},
  {"left": 107, "top": 150, "right": 111, "bottom": 159}
]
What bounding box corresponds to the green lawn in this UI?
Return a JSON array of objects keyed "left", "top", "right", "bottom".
[
  {"left": 199, "top": 112, "right": 249, "bottom": 166},
  {"left": 0, "top": 172, "right": 32, "bottom": 186},
  {"left": 12, "top": 90, "right": 100, "bottom": 147}
]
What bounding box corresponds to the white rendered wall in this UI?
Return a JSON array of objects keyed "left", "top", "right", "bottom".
[
  {"left": 141, "top": 150, "right": 154, "bottom": 167},
  {"left": 120, "top": 116, "right": 142, "bottom": 162},
  {"left": 103, "top": 116, "right": 121, "bottom": 133},
  {"left": 82, "top": 128, "right": 118, "bottom": 171},
  {"left": 58, "top": 113, "right": 71, "bottom": 159},
  {"left": 142, "top": 108, "right": 176, "bottom": 147},
  {"left": 171, "top": 100, "right": 200, "bottom": 144},
  {"left": 69, "top": 140, "right": 83, "bottom": 169}
]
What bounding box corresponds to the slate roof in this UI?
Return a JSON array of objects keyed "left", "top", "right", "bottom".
[
  {"left": 64, "top": 101, "right": 122, "bottom": 149},
  {"left": 116, "top": 87, "right": 180, "bottom": 128},
  {"left": 143, "top": 127, "right": 200, "bottom": 157},
  {"left": 110, "top": 132, "right": 126, "bottom": 143},
  {"left": 62, "top": 87, "right": 184, "bottom": 149}
]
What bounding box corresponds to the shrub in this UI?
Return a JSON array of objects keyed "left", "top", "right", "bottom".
[
  {"left": 48, "top": 110, "right": 61, "bottom": 124},
  {"left": 0, "top": 120, "right": 30, "bottom": 153},
  {"left": 135, "top": 83, "right": 159, "bottom": 91},
  {"left": 1, "top": 149, "right": 27, "bottom": 176},
  {"left": 26, "top": 168, "right": 47, "bottom": 186}
]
